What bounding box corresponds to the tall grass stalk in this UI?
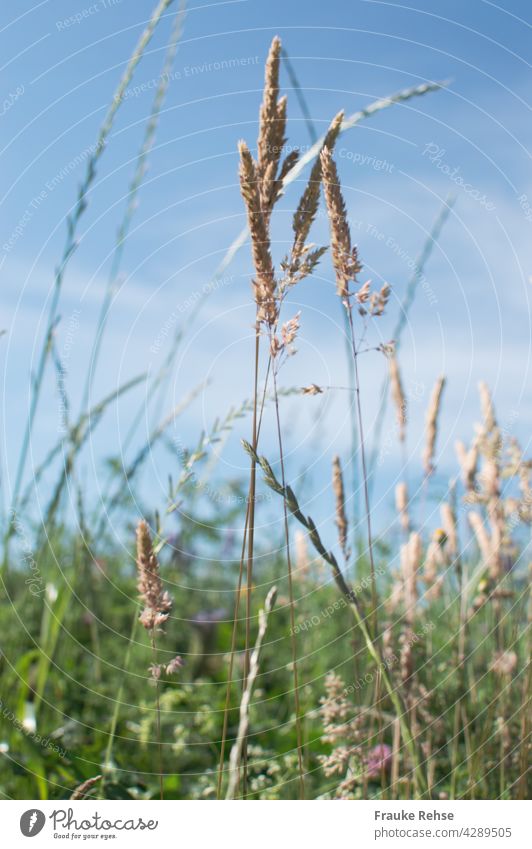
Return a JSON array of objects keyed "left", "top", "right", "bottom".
[
  {"left": 319, "top": 146, "right": 385, "bottom": 637},
  {"left": 226, "top": 586, "right": 277, "bottom": 799},
  {"left": 136, "top": 519, "right": 173, "bottom": 800},
  {"left": 42, "top": 374, "right": 147, "bottom": 533},
  {"left": 96, "top": 385, "right": 204, "bottom": 536},
  {"left": 271, "top": 366, "right": 305, "bottom": 798},
  {"left": 244, "top": 442, "right": 428, "bottom": 796},
  {"left": 80, "top": 0, "right": 187, "bottom": 417},
  {"left": 280, "top": 48, "right": 318, "bottom": 144},
  {"left": 101, "top": 612, "right": 139, "bottom": 798},
  {"left": 8, "top": 0, "right": 175, "bottom": 547},
  {"left": 17, "top": 373, "right": 145, "bottom": 517},
  {"left": 216, "top": 364, "right": 272, "bottom": 798}
]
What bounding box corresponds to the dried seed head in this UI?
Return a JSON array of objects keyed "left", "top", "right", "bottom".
[
  {"left": 356, "top": 280, "right": 371, "bottom": 304},
  {"left": 257, "top": 36, "right": 284, "bottom": 196},
  {"left": 440, "top": 502, "right": 457, "bottom": 556},
  {"left": 479, "top": 380, "right": 496, "bottom": 433},
  {"left": 401, "top": 531, "right": 422, "bottom": 622},
  {"left": 455, "top": 438, "right": 479, "bottom": 492},
  {"left": 369, "top": 283, "right": 390, "bottom": 317},
  {"left": 238, "top": 140, "right": 277, "bottom": 327},
  {"left": 423, "top": 539, "right": 443, "bottom": 601},
  {"left": 388, "top": 352, "right": 407, "bottom": 443},
  {"left": 270, "top": 312, "right": 301, "bottom": 359},
  {"left": 292, "top": 111, "right": 344, "bottom": 257},
  {"left": 395, "top": 481, "right": 410, "bottom": 533},
  {"left": 320, "top": 147, "right": 362, "bottom": 298},
  {"left": 423, "top": 376, "right": 446, "bottom": 477},
  {"left": 468, "top": 511, "right": 492, "bottom": 568},
  {"left": 70, "top": 775, "right": 102, "bottom": 800},
  {"left": 136, "top": 519, "right": 172, "bottom": 632},
  {"left": 281, "top": 312, "right": 300, "bottom": 347},
  {"left": 400, "top": 627, "right": 414, "bottom": 687},
  {"left": 477, "top": 381, "right": 501, "bottom": 462},
  {"left": 165, "top": 655, "right": 183, "bottom": 675},
  {"left": 332, "top": 455, "right": 349, "bottom": 559},
  {"left": 302, "top": 383, "right": 323, "bottom": 395}
]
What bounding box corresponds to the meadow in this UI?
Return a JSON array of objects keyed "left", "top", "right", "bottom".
[{"left": 0, "top": 2, "right": 529, "bottom": 802}]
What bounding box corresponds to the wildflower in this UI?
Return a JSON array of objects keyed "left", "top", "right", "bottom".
[{"left": 365, "top": 743, "right": 392, "bottom": 779}]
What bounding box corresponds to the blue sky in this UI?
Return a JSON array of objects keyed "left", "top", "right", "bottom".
[{"left": 1, "top": 0, "right": 531, "bottom": 543}]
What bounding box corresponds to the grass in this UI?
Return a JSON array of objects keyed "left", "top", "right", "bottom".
[{"left": 0, "top": 19, "right": 529, "bottom": 803}]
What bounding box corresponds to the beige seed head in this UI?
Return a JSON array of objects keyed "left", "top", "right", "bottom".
[
  {"left": 388, "top": 352, "right": 407, "bottom": 443},
  {"left": 455, "top": 438, "right": 479, "bottom": 492},
  {"left": 136, "top": 519, "right": 172, "bottom": 632},
  {"left": 479, "top": 381, "right": 496, "bottom": 433},
  {"left": 440, "top": 501, "right": 457, "bottom": 556},
  {"left": 423, "top": 376, "right": 446, "bottom": 477},
  {"left": 395, "top": 481, "right": 410, "bottom": 533},
  {"left": 468, "top": 511, "right": 492, "bottom": 570},
  {"left": 238, "top": 141, "right": 277, "bottom": 327},
  {"left": 320, "top": 147, "right": 362, "bottom": 298},
  {"left": 292, "top": 111, "right": 344, "bottom": 258},
  {"left": 257, "top": 37, "right": 283, "bottom": 187},
  {"left": 401, "top": 531, "right": 422, "bottom": 623},
  {"left": 423, "top": 540, "right": 443, "bottom": 601},
  {"left": 332, "top": 455, "right": 349, "bottom": 559}
]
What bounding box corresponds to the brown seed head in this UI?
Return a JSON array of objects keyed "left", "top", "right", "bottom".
[
  {"left": 440, "top": 502, "right": 457, "bottom": 556},
  {"left": 395, "top": 481, "right": 410, "bottom": 533},
  {"left": 455, "top": 438, "right": 479, "bottom": 492},
  {"left": 423, "top": 376, "right": 446, "bottom": 476},
  {"left": 136, "top": 519, "right": 172, "bottom": 632},
  {"left": 320, "top": 147, "right": 362, "bottom": 298},
  {"left": 401, "top": 531, "right": 422, "bottom": 623},
  {"left": 238, "top": 140, "right": 277, "bottom": 327},
  {"left": 332, "top": 455, "right": 349, "bottom": 559},
  {"left": 257, "top": 37, "right": 285, "bottom": 207},
  {"left": 292, "top": 111, "right": 344, "bottom": 257},
  {"left": 388, "top": 352, "right": 406, "bottom": 442}
]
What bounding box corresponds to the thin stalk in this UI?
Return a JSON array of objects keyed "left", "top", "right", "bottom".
[
  {"left": 9, "top": 0, "right": 175, "bottom": 520},
  {"left": 41, "top": 374, "right": 146, "bottom": 535},
  {"left": 271, "top": 366, "right": 305, "bottom": 798},
  {"left": 96, "top": 386, "right": 204, "bottom": 537},
  {"left": 226, "top": 587, "right": 277, "bottom": 800},
  {"left": 80, "top": 0, "right": 187, "bottom": 416},
  {"left": 101, "top": 612, "right": 139, "bottom": 798},
  {"left": 346, "top": 304, "right": 378, "bottom": 639},
  {"left": 517, "top": 566, "right": 531, "bottom": 799},
  {"left": 216, "top": 355, "right": 272, "bottom": 798},
  {"left": 280, "top": 49, "right": 317, "bottom": 144},
  {"left": 94, "top": 325, "right": 186, "bottom": 516},
  {"left": 150, "top": 631, "right": 164, "bottom": 800},
  {"left": 342, "top": 307, "right": 360, "bottom": 553},
  {"left": 245, "top": 331, "right": 261, "bottom": 685},
  {"left": 216, "top": 499, "right": 250, "bottom": 799},
  {"left": 241, "top": 329, "right": 260, "bottom": 796},
  {"left": 450, "top": 552, "right": 467, "bottom": 800},
  {"left": 247, "top": 444, "right": 428, "bottom": 796}
]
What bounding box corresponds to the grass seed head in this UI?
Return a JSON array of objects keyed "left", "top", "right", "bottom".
[{"left": 136, "top": 519, "right": 172, "bottom": 632}]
